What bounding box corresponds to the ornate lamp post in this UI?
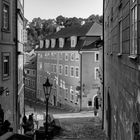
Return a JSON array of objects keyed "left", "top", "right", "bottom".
[{"left": 43, "top": 78, "right": 52, "bottom": 139}]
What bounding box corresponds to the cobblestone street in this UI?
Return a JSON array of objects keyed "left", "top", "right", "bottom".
[{"left": 53, "top": 117, "right": 108, "bottom": 140}]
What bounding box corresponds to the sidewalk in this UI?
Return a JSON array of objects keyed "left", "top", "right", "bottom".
[
  {"left": 52, "top": 117, "right": 107, "bottom": 140},
  {"left": 53, "top": 111, "right": 95, "bottom": 119}
]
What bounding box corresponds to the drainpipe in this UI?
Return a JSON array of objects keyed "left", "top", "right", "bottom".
[
  {"left": 78, "top": 51, "right": 82, "bottom": 111},
  {"left": 102, "top": 0, "right": 105, "bottom": 130},
  {"left": 15, "top": 0, "right": 18, "bottom": 132}
]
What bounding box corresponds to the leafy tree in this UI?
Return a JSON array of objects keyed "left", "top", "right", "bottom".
[
  {"left": 26, "top": 14, "right": 102, "bottom": 49},
  {"left": 56, "top": 15, "right": 66, "bottom": 25}
]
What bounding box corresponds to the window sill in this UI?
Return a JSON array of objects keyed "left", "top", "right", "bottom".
[
  {"left": 1, "top": 28, "right": 10, "bottom": 33},
  {"left": 2, "top": 76, "right": 10, "bottom": 81},
  {"left": 128, "top": 55, "right": 137, "bottom": 59},
  {"left": 117, "top": 53, "right": 122, "bottom": 57}
]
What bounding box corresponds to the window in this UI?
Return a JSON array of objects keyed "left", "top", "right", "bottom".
[
  {"left": 27, "top": 70, "right": 29, "bottom": 74},
  {"left": 95, "top": 67, "right": 99, "bottom": 79},
  {"left": 71, "top": 53, "right": 75, "bottom": 61},
  {"left": 75, "top": 67, "right": 79, "bottom": 78},
  {"left": 54, "top": 64, "right": 57, "bottom": 73},
  {"left": 65, "top": 65, "right": 68, "bottom": 76},
  {"left": 65, "top": 53, "right": 68, "bottom": 61},
  {"left": 40, "top": 40, "right": 44, "bottom": 48},
  {"left": 59, "top": 53, "right": 63, "bottom": 60},
  {"left": 2, "top": 52, "right": 10, "bottom": 79},
  {"left": 75, "top": 91, "right": 79, "bottom": 104},
  {"left": 65, "top": 88, "right": 69, "bottom": 100},
  {"left": 110, "top": 7, "right": 113, "bottom": 21},
  {"left": 75, "top": 53, "right": 79, "bottom": 61},
  {"left": 39, "top": 62, "right": 42, "bottom": 70},
  {"left": 95, "top": 52, "right": 99, "bottom": 62},
  {"left": 63, "top": 81, "right": 65, "bottom": 89},
  {"left": 33, "top": 70, "right": 35, "bottom": 75},
  {"left": 59, "top": 64, "right": 63, "bottom": 75},
  {"left": 56, "top": 77, "right": 58, "bottom": 85},
  {"left": 118, "top": 20, "right": 122, "bottom": 55},
  {"left": 45, "top": 39, "right": 50, "bottom": 48},
  {"left": 71, "top": 36, "right": 77, "bottom": 47},
  {"left": 70, "top": 87, "right": 74, "bottom": 102},
  {"left": 51, "top": 39, "right": 56, "bottom": 48},
  {"left": 130, "top": 0, "right": 137, "bottom": 56},
  {"left": 59, "top": 38, "right": 64, "bottom": 48},
  {"left": 70, "top": 66, "right": 74, "bottom": 77},
  {"left": 2, "top": 2, "right": 10, "bottom": 31},
  {"left": 60, "top": 79, "right": 63, "bottom": 88},
  {"left": 88, "top": 100, "right": 92, "bottom": 107}
]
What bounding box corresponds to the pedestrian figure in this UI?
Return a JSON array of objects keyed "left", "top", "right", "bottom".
[
  {"left": 0, "top": 104, "right": 4, "bottom": 125},
  {"left": 0, "top": 120, "right": 13, "bottom": 136},
  {"left": 27, "top": 114, "right": 34, "bottom": 132},
  {"left": 22, "top": 115, "right": 28, "bottom": 134},
  {"left": 94, "top": 96, "right": 99, "bottom": 116}
]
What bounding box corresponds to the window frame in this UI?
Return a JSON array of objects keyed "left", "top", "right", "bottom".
[
  {"left": 71, "top": 36, "right": 77, "bottom": 47},
  {"left": 70, "top": 87, "right": 74, "bottom": 102},
  {"left": 88, "top": 100, "right": 92, "bottom": 107},
  {"left": 75, "top": 90, "right": 79, "bottom": 104},
  {"left": 65, "top": 88, "right": 69, "bottom": 100},
  {"left": 70, "top": 66, "right": 74, "bottom": 77},
  {"left": 64, "top": 65, "right": 69, "bottom": 76},
  {"left": 45, "top": 39, "right": 50, "bottom": 48},
  {"left": 2, "top": 1, "right": 10, "bottom": 32},
  {"left": 59, "top": 64, "right": 63, "bottom": 75},
  {"left": 40, "top": 40, "right": 44, "bottom": 48},
  {"left": 75, "top": 53, "right": 80, "bottom": 61},
  {"left": 129, "top": 0, "right": 138, "bottom": 58},
  {"left": 51, "top": 39, "right": 56, "bottom": 48},
  {"left": 71, "top": 53, "right": 75, "bottom": 61},
  {"left": 95, "top": 52, "right": 99, "bottom": 62},
  {"left": 95, "top": 67, "right": 99, "bottom": 80},
  {"left": 59, "top": 52, "right": 63, "bottom": 60},
  {"left": 118, "top": 19, "right": 123, "bottom": 56},
  {"left": 75, "top": 67, "right": 79, "bottom": 78},
  {"left": 59, "top": 38, "right": 64, "bottom": 48},
  {"left": 65, "top": 53, "right": 69, "bottom": 61},
  {"left": 2, "top": 52, "right": 10, "bottom": 80}
]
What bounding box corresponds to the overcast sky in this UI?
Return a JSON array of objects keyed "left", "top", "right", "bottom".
[{"left": 24, "top": 0, "right": 103, "bottom": 22}]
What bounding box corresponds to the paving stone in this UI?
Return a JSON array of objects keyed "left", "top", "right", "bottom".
[{"left": 52, "top": 117, "right": 108, "bottom": 140}]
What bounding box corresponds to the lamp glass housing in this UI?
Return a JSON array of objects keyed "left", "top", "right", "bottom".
[{"left": 43, "top": 78, "right": 52, "bottom": 99}]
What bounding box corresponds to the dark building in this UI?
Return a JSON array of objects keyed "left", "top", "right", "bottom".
[
  {"left": 104, "top": 0, "right": 140, "bottom": 139},
  {"left": 0, "top": 0, "right": 25, "bottom": 132}
]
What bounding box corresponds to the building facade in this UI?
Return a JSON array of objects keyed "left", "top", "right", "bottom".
[
  {"left": 24, "top": 55, "right": 37, "bottom": 114},
  {"left": 0, "top": 0, "right": 25, "bottom": 132},
  {"left": 104, "top": 0, "right": 140, "bottom": 139},
  {"left": 35, "top": 22, "right": 103, "bottom": 111},
  {"left": 17, "top": 0, "right": 25, "bottom": 132}
]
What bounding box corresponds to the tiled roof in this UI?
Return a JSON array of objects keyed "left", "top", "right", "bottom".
[
  {"left": 35, "top": 22, "right": 102, "bottom": 52},
  {"left": 82, "top": 38, "right": 103, "bottom": 50},
  {"left": 86, "top": 22, "right": 102, "bottom": 36},
  {"left": 46, "top": 22, "right": 94, "bottom": 39}
]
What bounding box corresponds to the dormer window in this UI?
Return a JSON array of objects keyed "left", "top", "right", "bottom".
[
  {"left": 71, "top": 36, "right": 77, "bottom": 47},
  {"left": 40, "top": 40, "right": 44, "bottom": 48},
  {"left": 51, "top": 39, "right": 56, "bottom": 48},
  {"left": 59, "top": 38, "right": 64, "bottom": 48},
  {"left": 45, "top": 39, "right": 50, "bottom": 48}
]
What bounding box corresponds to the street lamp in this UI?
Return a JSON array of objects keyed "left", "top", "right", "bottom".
[{"left": 43, "top": 78, "right": 52, "bottom": 139}]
